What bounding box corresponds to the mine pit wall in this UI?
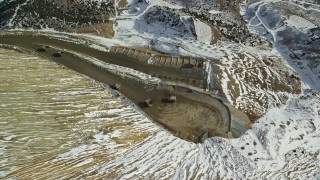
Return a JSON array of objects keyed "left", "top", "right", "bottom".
[
  {"left": 109, "top": 46, "right": 206, "bottom": 88},
  {"left": 109, "top": 46, "right": 152, "bottom": 63},
  {"left": 109, "top": 46, "right": 204, "bottom": 69}
]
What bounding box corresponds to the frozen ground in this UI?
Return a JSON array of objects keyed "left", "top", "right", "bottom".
[
  {"left": 9, "top": 78, "right": 319, "bottom": 179},
  {"left": 83, "top": 0, "right": 320, "bottom": 178},
  {"left": 285, "top": 15, "right": 317, "bottom": 30},
  {"left": 1, "top": 0, "right": 320, "bottom": 178}
]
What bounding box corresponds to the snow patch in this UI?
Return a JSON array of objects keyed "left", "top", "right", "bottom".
[
  {"left": 73, "top": 158, "right": 94, "bottom": 167},
  {"left": 193, "top": 19, "right": 212, "bottom": 44},
  {"left": 285, "top": 15, "right": 317, "bottom": 30},
  {"left": 209, "top": 10, "right": 222, "bottom": 14},
  {"left": 145, "top": 0, "right": 183, "bottom": 9}
]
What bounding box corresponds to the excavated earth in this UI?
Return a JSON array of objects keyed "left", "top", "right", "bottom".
[
  {"left": 0, "top": 33, "right": 250, "bottom": 143},
  {"left": 0, "top": 32, "right": 250, "bottom": 142}
]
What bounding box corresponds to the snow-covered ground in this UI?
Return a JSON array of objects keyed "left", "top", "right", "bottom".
[
  {"left": 245, "top": 0, "right": 320, "bottom": 91},
  {"left": 15, "top": 86, "right": 319, "bottom": 179},
  {"left": 193, "top": 19, "right": 212, "bottom": 44},
  {"left": 1, "top": 0, "right": 320, "bottom": 178},
  {"left": 209, "top": 9, "right": 222, "bottom": 14},
  {"left": 285, "top": 15, "right": 317, "bottom": 30},
  {"left": 99, "top": 0, "right": 320, "bottom": 178}
]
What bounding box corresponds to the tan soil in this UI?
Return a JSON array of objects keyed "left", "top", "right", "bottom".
[{"left": 65, "top": 22, "right": 115, "bottom": 38}]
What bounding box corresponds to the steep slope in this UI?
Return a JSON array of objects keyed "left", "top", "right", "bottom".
[
  {"left": 6, "top": 84, "right": 320, "bottom": 179},
  {"left": 0, "top": 0, "right": 320, "bottom": 178}
]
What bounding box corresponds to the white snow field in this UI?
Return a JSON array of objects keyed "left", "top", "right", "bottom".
[{"left": 285, "top": 15, "right": 317, "bottom": 30}]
